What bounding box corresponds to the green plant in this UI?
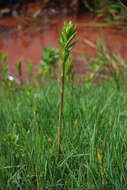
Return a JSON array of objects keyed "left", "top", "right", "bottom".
[
  {"left": 87, "top": 42, "right": 127, "bottom": 89},
  {"left": 27, "top": 60, "right": 34, "bottom": 83},
  {"left": 65, "top": 55, "right": 74, "bottom": 82},
  {"left": 58, "top": 21, "right": 77, "bottom": 156},
  {"left": 39, "top": 47, "right": 59, "bottom": 78},
  {"left": 0, "top": 53, "right": 9, "bottom": 86},
  {"left": 106, "top": 1, "right": 127, "bottom": 21},
  {"left": 95, "top": 0, "right": 127, "bottom": 22},
  {"left": 16, "top": 58, "right": 23, "bottom": 85}
]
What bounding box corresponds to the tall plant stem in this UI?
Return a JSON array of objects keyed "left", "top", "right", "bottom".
[
  {"left": 58, "top": 61, "right": 65, "bottom": 155},
  {"left": 57, "top": 21, "right": 77, "bottom": 157}
]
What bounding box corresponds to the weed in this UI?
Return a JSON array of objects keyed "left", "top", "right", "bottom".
[
  {"left": 27, "top": 60, "right": 34, "bottom": 83},
  {"left": 58, "top": 21, "right": 77, "bottom": 156},
  {"left": 87, "top": 42, "right": 127, "bottom": 89},
  {"left": 0, "top": 52, "right": 9, "bottom": 86},
  {"left": 39, "top": 47, "right": 59, "bottom": 79},
  {"left": 16, "top": 58, "right": 23, "bottom": 85}
]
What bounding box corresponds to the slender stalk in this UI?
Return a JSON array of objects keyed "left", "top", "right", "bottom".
[
  {"left": 58, "top": 61, "right": 65, "bottom": 155},
  {"left": 57, "top": 21, "right": 77, "bottom": 157}
]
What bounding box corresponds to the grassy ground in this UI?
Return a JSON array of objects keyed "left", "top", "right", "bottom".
[{"left": 0, "top": 79, "right": 127, "bottom": 190}]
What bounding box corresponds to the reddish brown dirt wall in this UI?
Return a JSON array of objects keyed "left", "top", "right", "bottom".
[{"left": 0, "top": 12, "right": 127, "bottom": 78}]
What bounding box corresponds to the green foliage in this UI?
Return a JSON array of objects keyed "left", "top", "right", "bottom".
[
  {"left": 59, "top": 21, "right": 77, "bottom": 79},
  {"left": 97, "top": 1, "right": 127, "bottom": 21},
  {"left": 16, "top": 58, "right": 23, "bottom": 84},
  {"left": 1, "top": 80, "right": 127, "bottom": 189},
  {"left": 87, "top": 42, "right": 127, "bottom": 89},
  {"left": 0, "top": 53, "right": 17, "bottom": 90},
  {"left": 39, "top": 47, "right": 59, "bottom": 78},
  {"left": 81, "top": 0, "right": 127, "bottom": 21},
  {"left": 65, "top": 55, "right": 74, "bottom": 82},
  {"left": 59, "top": 21, "right": 77, "bottom": 57},
  {"left": 0, "top": 52, "right": 9, "bottom": 85},
  {"left": 27, "top": 60, "right": 34, "bottom": 83}
]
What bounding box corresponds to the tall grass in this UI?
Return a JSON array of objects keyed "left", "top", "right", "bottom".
[{"left": 1, "top": 79, "right": 127, "bottom": 189}]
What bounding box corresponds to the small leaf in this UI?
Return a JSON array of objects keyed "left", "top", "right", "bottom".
[{"left": 67, "top": 41, "right": 77, "bottom": 52}]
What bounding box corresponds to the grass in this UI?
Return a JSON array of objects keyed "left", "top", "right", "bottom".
[{"left": 1, "top": 79, "right": 127, "bottom": 189}]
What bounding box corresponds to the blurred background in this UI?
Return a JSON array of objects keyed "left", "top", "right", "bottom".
[
  {"left": 0, "top": 0, "right": 127, "bottom": 79},
  {"left": 0, "top": 0, "right": 127, "bottom": 17}
]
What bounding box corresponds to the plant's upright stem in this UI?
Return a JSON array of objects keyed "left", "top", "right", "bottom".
[
  {"left": 57, "top": 21, "right": 77, "bottom": 157},
  {"left": 58, "top": 61, "right": 65, "bottom": 155}
]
